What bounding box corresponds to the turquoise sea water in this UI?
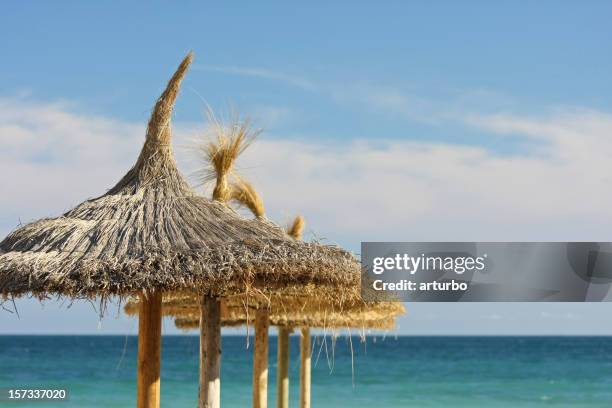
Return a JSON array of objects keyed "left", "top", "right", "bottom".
[{"left": 1, "top": 335, "right": 612, "bottom": 407}]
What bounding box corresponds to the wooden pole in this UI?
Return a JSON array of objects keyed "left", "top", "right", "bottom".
[
  {"left": 276, "top": 326, "right": 290, "bottom": 408},
  {"left": 299, "top": 327, "right": 311, "bottom": 408},
  {"left": 201, "top": 295, "right": 221, "bottom": 408},
  {"left": 137, "top": 291, "right": 162, "bottom": 408},
  {"left": 199, "top": 296, "right": 207, "bottom": 406},
  {"left": 252, "top": 309, "right": 270, "bottom": 408}
]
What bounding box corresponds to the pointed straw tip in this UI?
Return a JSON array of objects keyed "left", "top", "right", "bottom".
[
  {"left": 168, "top": 51, "right": 194, "bottom": 88},
  {"left": 143, "top": 52, "right": 194, "bottom": 149},
  {"left": 182, "top": 50, "right": 194, "bottom": 67},
  {"left": 288, "top": 215, "right": 305, "bottom": 240}
]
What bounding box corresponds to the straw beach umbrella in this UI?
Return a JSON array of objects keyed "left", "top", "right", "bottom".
[
  {"left": 125, "top": 298, "right": 403, "bottom": 331},
  {"left": 125, "top": 216, "right": 402, "bottom": 408},
  {"left": 125, "top": 294, "right": 405, "bottom": 326},
  {"left": 194, "top": 123, "right": 363, "bottom": 408},
  {"left": 157, "top": 160, "right": 398, "bottom": 408},
  {"left": 171, "top": 306, "right": 403, "bottom": 331},
  {"left": 0, "top": 53, "right": 360, "bottom": 408}
]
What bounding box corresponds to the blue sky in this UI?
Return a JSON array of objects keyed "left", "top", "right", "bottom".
[
  {"left": 2, "top": 2, "right": 612, "bottom": 334},
  {"left": 3, "top": 2, "right": 611, "bottom": 137}
]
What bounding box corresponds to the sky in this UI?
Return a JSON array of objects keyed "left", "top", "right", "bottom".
[{"left": 1, "top": 2, "right": 612, "bottom": 334}]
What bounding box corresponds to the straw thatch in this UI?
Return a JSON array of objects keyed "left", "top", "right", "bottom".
[
  {"left": 175, "top": 317, "right": 248, "bottom": 329},
  {"left": 124, "top": 296, "right": 405, "bottom": 330},
  {"left": 174, "top": 317, "right": 397, "bottom": 331},
  {"left": 123, "top": 290, "right": 404, "bottom": 330},
  {"left": 0, "top": 52, "right": 359, "bottom": 300},
  {"left": 124, "top": 294, "right": 404, "bottom": 317},
  {"left": 172, "top": 304, "right": 403, "bottom": 331},
  {"left": 121, "top": 184, "right": 399, "bottom": 322}
]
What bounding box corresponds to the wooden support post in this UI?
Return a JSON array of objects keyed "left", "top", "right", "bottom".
[
  {"left": 137, "top": 291, "right": 162, "bottom": 408},
  {"left": 252, "top": 309, "right": 270, "bottom": 408},
  {"left": 276, "top": 326, "right": 290, "bottom": 408},
  {"left": 299, "top": 327, "right": 311, "bottom": 408},
  {"left": 201, "top": 295, "right": 221, "bottom": 408},
  {"left": 199, "top": 296, "right": 207, "bottom": 406}
]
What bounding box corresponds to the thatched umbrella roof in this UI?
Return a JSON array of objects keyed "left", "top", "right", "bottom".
[
  {"left": 174, "top": 317, "right": 398, "bottom": 331},
  {"left": 124, "top": 297, "right": 405, "bottom": 330},
  {"left": 0, "top": 52, "right": 359, "bottom": 300},
  {"left": 125, "top": 293, "right": 402, "bottom": 317},
  {"left": 170, "top": 304, "right": 404, "bottom": 331}
]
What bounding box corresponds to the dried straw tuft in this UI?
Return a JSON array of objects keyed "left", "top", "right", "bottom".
[
  {"left": 229, "top": 178, "right": 265, "bottom": 218},
  {"left": 288, "top": 216, "right": 305, "bottom": 240},
  {"left": 199, "top": 111, "right": 260, "bottom": 202}
]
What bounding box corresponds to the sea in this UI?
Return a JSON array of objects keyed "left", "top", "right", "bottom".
[{"left": 1, "top": 335, "right": 612, "bottom": 407}]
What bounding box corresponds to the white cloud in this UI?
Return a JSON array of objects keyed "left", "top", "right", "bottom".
[
  {"left": 0, "top": 99, "right": 139, "bottom": 220},
  {"left": 2, "top": 97, "right": 612, "bottom": 251},
  {"left": 240, "top": 119, "right": 612, "bottom": 246}
]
